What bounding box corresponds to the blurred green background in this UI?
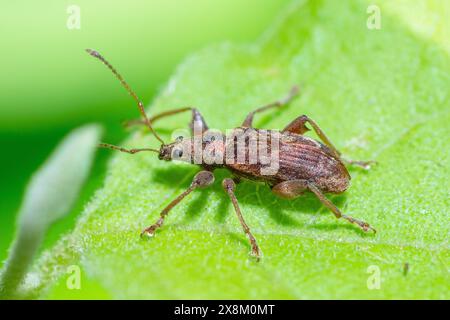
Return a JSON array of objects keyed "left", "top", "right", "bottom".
[{"left": 0, "top": 0, "right": 290, "bottom": 262}]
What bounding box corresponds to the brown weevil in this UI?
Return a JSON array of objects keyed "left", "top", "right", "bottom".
[{"left": 87, "top": 49, "right": 376, "bottom": 259}]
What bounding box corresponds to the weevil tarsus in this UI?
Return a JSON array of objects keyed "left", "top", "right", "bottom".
[{"left": 87, "top": 49, "right": 376, "bottom": 259}]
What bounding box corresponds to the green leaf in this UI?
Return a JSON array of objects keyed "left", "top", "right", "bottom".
[
  {"left": 0, "top": 124, "right": 102, "bottom": 299},
  {"left": 34, "top": 0, "right": 449, "bottom": 299}
]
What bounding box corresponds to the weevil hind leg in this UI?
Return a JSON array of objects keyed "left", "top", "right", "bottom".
[
  {"left": 271, "top": 180, "right": 308, "bottom": 199},
  {"left": 272, "top": 179, "right": 376, "bottom": 233},
  {"left": 283, "top": 115, "right": 376, "bottom": 169},
  {"left": 283, "top": 115, "right": 341, "bottom": 159},
  {"left": 222, "top": 178, "right": 261, "bottom": 260},
  {"left": 141, "top": 170, "right": 214, "bottom": 237},
  {"left": 241, "top": 86, "right": 299, "bottom": 128},
  {"left": 341, "top": 158, "right": 377, "bottom": 170},
  {"left": 307, "top": 181, "right": 376, "bottom": 233}
]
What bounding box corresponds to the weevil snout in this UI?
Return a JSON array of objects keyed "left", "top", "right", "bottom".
[{"left": 158, "top": 144, "right": 172, "bottom": 161}]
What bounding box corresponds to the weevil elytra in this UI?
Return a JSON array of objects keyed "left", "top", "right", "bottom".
[{"left": 87, "top": 49, "right": 376, "bottom": 259}]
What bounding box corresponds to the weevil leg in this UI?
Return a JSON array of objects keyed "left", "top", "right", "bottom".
[
  {"left": 283, "top": 115, "right": 376, "bottom": 168},
  {"left": 341, "top": 158, "right": 377, "bottom": 170},
  {"left": 241, "top": 86, "right": 299, "bottom": 128},
  {"left": 189, "top": 108, "right": 209, "bottom": 134},
  {"left": 222, "top": 178, "right": 261, "bottom": 259},
  {"left": 123, "top": 107, "right": 191, "bottom": 127},
  {"left": 98, "top": 143, "right": 158, "bottom": 154},
  {"left": 141, "top": 170, "right": 214, "bottom": 237},
  {"left": 282, "top": 115, "right": 341, "bottom": 158},
  {"left": 271, "top": 180, "right": 308, "bottom": 199},
  {"left": 272, "top": 179, "right": 376, "bottom": 233},
  {"left": 307, "top": 181, "right": 376, "bottom": 233},
  {"left": 124, "top": 107, "right": 209, "bottom": 135}
]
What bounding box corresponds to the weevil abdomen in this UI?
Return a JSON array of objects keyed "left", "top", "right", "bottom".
[
  {"left": 225, "top": 128, "right": 350, "bottom": 194},
  {"left": 277, "top": 134, "right": 350, "bottom": 193}
]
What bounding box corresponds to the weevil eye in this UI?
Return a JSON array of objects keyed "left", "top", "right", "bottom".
[
  {"left": 173, "top": 149, "right": 183, "bottom": 158},
  {"left": 176, "top": 136, "right": 184, "bottom": 142}
]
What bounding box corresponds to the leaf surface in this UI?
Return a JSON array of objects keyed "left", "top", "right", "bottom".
[{"left": 36, "top": 0, "right": 449, "bottom": 299}]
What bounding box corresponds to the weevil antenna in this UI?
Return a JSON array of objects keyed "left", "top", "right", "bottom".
[
  {"left": 98, "top": 143, "right": 160, "bottom": 155},
  {"left": 86, "top": 49, "right": 165, "bottom": 145}
]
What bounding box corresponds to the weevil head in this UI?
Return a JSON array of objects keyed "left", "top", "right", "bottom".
[{"left": 158, "top": 136, "right": 194, "bottom": 163}]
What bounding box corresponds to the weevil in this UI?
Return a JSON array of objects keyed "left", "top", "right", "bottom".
[{"left": 87, "top": 49, "right": 376, "bottom": 259}]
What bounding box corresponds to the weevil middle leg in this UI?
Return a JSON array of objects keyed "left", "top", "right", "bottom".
[{"left": 222, "top": 178, "right": 261, "bottom": 259}]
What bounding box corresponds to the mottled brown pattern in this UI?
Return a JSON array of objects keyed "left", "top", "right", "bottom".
[{"left": 224, "top": 128, "right": 350, "bottom": 193}]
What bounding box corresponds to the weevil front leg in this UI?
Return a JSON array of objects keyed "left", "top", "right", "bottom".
[
  {"left": 283, "top": 115, "right": 376, "bottom": 169},
  {"left": 272, "top": 179, "right": 376, "bottom": 233},
  {"left": 222, "top": 178, "right": 261, "bottom": 259},
  {"left": 123, "top": 107, "right": 191, "bottom": 127},
  {"left": 141, "top": 170, "right": 214, "bottom": 237},
  {"left": 241, "top": 86, "right": 299, "bottom": 128}
]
